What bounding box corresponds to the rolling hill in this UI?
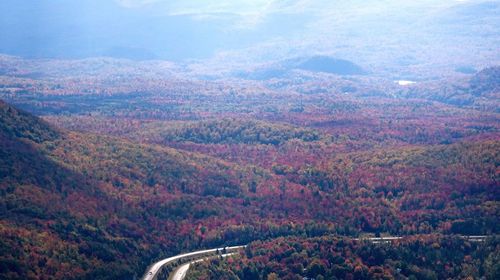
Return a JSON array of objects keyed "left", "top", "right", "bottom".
[
  {"left": 293, "top": 56, "right": 367, "bottom": 75},
  {"left": 236, "top": 56, "right": 366, "bottom": 80},
  {"left": 0, "top": 100, "right": 266, "bottom": 279},
  {"left": 1, "top": 99, "right": 498, "bottom": 278}
]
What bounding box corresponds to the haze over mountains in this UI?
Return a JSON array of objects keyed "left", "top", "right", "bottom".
[
  {"left": 1, "top": 0, "right": 499, "bottom": 78},
  {"left": 0, "top": 1, "right": 499, "bottom": 279}
]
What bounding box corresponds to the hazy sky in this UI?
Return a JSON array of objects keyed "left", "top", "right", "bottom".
[
  {"left": 112, "top": 0, "right": 471, "bottom": 25},
  {"left": 0, "top": 0, "right": 497, "bottom": 64}
]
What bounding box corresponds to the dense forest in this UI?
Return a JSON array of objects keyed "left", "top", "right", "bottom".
[
  {"left": 0, "top": 60, "right": 498, "bottom": 279},
  {"left": 186, "top": 235, "right": 500, "bottom": 280},
  {"left": 1, "top": 0, "right": 499, "bottom": 278}
]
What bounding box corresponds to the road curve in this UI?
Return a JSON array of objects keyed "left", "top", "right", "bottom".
[
  {"left": 171, "top": 253, "right": 238, "bottom": 280},
  {"left": 170, "top": 263, "right": 190, "bottom": 280},
  {"left": 141, "top": 246, "right": 245, "bottom": 280},
  {"left": 143, "top": 235, "right": 488, "bottom": 279}
]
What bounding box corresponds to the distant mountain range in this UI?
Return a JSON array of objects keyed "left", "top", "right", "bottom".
[{"left": 0, "top": 0, "right": 498, "bottom": 76}]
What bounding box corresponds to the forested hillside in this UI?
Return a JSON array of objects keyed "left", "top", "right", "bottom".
[
  {"left": 0, "top": 101, "right": 265, "bottom": 279},
  {"left": 1, "top": 0, "right": 499, "bottom": 278},
  {"left": 137, "top": 118, "right": 322, "bottom": 145},
  {"left": 1, "top": 98, "right": 498, "bottom": 279},
  {"left": 0, "top": 51, "right": 499, "bottom": 280},
  {"left": 187, "top": 235, "right": 500, "bottom": 280},
  {"left": 0, "top": 65, "right": 499, "bottom": 280}
]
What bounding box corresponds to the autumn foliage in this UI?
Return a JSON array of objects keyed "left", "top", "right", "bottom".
[{"left": 0, "top": 66, "right": 499, "bottom": 279}]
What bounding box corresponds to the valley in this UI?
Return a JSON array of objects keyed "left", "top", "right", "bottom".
[
  {"left": 0, "top": 60, "right": 498, "bottom": 279},
  {"left": 0, "top": 1, "right": 499, "bottom": 279}
]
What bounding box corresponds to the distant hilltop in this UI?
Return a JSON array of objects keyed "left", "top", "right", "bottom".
[{"left": 236, "top": 55, "right": 366, "bottom": 80}]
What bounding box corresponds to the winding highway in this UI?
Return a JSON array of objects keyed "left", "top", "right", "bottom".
[
  {"left": 170, "top": 263, "right": 189, "bottom": 280},
  {"left": 170, "top": 253, "right": 238, "bottom": 280},
  {"left": 142, "top": 235, "right": 488, "bottom": 280},
  {"left": 141, "top": 246, "right": 245, "bottom": 280}
]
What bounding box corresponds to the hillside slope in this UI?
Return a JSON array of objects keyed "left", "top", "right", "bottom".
[
  {"left": 0, "top": 100, "right": 498, "bottom": 279},
  {"left": 0, "top": 101, "right": 265, "bottom": 279},
  {"left": 187, "top": 235, "right": 500, "bottom": 280}
]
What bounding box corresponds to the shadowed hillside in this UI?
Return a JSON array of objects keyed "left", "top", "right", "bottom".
[
  {"left": 294, "top": 56, "right": 366, "bottom": 75},
  {"left": 470, "top": 66, "right": 500, "bottom": 96},
  {"left": 0, "top": 101, "right": 266, "bottom": 279}
]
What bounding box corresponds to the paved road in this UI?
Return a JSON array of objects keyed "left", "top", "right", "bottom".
[
  {"left": 170, "top": 263, "right": 190, "bottom": 280},
  {"left": 170, "top": 253, "right": 237, "bottom": 280},
  {"left": 354, "top": 236, "right": 487, "bottom": 243},
  {"left": 354, "top": 236, "right": 403, "bottom": 241},
  {"left": 143, "top": 235, "right": 488, "bottom": 280},
  {"left": 141, "top": 246, "right": 245, "bottom": 280}
]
